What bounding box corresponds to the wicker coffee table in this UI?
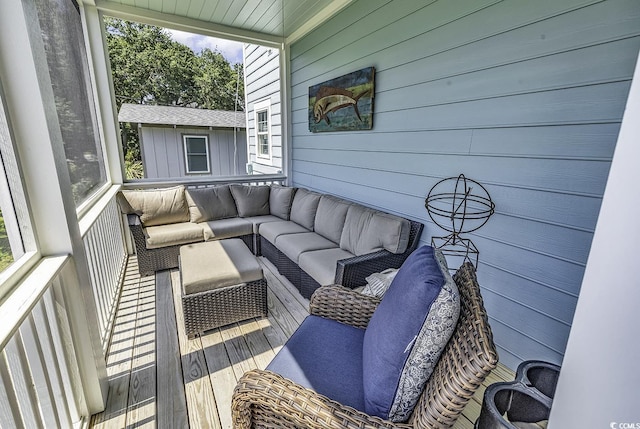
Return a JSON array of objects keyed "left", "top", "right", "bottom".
[{"left": 180, "top": 239, "right": 268, "bottom": 338}]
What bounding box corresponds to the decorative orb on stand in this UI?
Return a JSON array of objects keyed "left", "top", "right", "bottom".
[{"left": 425, "top": 174, "right": 495, "bottom": 268}]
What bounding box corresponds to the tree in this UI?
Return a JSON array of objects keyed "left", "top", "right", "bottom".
[
  {"left": 195, "top": 48, "right": 245, "bottom": 111},
  {"left": 105, "top": 18, "right": 198, "bottom": 108},
  {"left": 103, "top": 17, "right": 244, "bottom": 176}
]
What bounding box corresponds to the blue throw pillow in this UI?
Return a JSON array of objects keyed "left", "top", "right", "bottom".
[{"left": 362, "top": 245, "right": 445, "bottom": 421}]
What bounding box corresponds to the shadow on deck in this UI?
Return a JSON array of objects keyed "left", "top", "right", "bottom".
[{"left": 90, "top": 255, "right": 513, "bottom": 429}]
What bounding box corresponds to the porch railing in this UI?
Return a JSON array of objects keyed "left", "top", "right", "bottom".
[
  {"left": 79, "top": 191, "right": 127, "bottom": 352},
  {"left": 0, "top": 256, "right": 86, "bottom": 428},
  {"left": 0, "top": 186, "right": 129, "bottom": 428},
  {"left": 0, "top": 176, "right": 288, "bottom": 428},
  {"left": 122, "top": 173, "right": 287, "bottom": 190}
]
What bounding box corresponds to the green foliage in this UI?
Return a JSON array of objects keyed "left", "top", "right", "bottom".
[
  {"left": 124, "top": 151, "right": 144, "bottom": 179},
  {"left": 0, "top": 213, "right": 14, "bottom": 272},
  {"left": 104, "top": 17, "right": 245, "bottom": 165},
  {"left": 195, "top": 49, "right": 245, "bottom": 111}
]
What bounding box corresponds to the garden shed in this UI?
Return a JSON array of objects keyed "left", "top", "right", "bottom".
[{"left": 118, "top": 103, "right": 247, "bottom": 178}]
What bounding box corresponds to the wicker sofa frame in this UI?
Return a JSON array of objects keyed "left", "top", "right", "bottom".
[
  {"left": 262, "top": 219, "right": 424, "bottom": 298},
  {"left": 127, "top": 213, "right": 254, "bottom": 276},
  {"left": 232, "top": 262, "right": 498, "bottom": 429}
]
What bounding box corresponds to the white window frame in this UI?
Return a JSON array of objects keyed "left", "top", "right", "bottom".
[
  {"left": 254, "top": 99, "right": 272, "bottom": 163},
  {"left": 0, "top": 79, "right": 39, "bottom": 299},
  {"left": 182, "top": 134, "right": 210, "bottom": 174}
]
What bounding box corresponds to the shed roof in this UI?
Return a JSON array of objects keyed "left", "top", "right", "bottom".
[{"left": 118, "top": 103, "right": 246, "bottom": 128}]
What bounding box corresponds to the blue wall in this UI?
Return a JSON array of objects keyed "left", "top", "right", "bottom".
[{"left": 289, "top": 0, "right": 640, "bottom": 369}]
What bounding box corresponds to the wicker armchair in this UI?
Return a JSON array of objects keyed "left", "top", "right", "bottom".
[{"left": 232, "top": 262, "right": 498, "bottom": 429}]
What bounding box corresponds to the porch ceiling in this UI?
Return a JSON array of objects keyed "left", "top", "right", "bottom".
[{"left": 93, "top": 0, "right": 353, "bottom": 45}]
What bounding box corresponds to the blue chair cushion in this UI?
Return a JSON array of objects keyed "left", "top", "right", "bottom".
[
  {"left": 266, "top": 315, "right": 366, "bottom": 412},
  {"left": 362, "top": 245, "right": 445, "bottom": 421}
]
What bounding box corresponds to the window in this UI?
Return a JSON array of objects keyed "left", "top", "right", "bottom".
[
  {"left": 0, "top": 79, "right": 37, "bottom": 292},
  {"left": 254, "top": 99, "right": 271, "bottom": 160},
  {"left": 34, "top": 0, "right": 107, "bottom": 205},
  {"left": 183, "top": 135, "right": 210, "bottom": 173}
]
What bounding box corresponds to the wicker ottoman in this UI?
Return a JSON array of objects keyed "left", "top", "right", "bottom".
[{"left": 180, "top": 239, "right": 268, "bottom": 338}]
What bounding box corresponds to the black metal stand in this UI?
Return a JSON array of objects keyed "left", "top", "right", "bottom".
[
  {"left": 431, "top": 235, "right": 479, "bottom": 267},
  {"left": 425, "top": 174, "right": 495, "bottom": 268}
]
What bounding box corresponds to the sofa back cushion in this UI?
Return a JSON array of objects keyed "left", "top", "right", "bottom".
[
  {"left": 314, "top": 195, "right": 351, "bottom": 244},
  {"left": 289, "top": 188, "right": 321, "bottom": 230},
  {"left": 340, "top": 204, "right": 410, "bottom": 256},
  {"left": 270, "top": 185, "right": 296, "bottom": 220},
  {"left": 362, "top": 246, "right": 457, "bottom": 422},
  {"left": 230, "top": 185, "right": 270, "bottom": 217},
  {"left": 119, "top": 186, "right": 189, "bottom": 227},
  {"left": 185, "top": 185, "right": 238, "bottom": 222}
]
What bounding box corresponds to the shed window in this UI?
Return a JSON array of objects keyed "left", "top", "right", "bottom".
[
  {"left": 254, "top": 99, "right": 271, "bottom": 160},
  {"left": 183, "top": 135, "right": 210, "bottom": 173}
]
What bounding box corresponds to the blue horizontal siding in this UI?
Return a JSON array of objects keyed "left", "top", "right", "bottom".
[{"left": 289, "top": 0, "right": 640, "bottom": 370}]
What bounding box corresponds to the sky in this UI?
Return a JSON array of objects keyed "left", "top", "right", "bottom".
[{"left": 167, "top": 29, "right": 244, "bottom": 65}]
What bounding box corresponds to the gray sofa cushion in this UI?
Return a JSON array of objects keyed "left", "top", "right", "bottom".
[
  {"left": 230, "top": 185, "right": 270, "bottom": 217},
  {"left": 144, "top": 222, "right": 204, "bottom": 249},
  {"left": 270, "top": 185, "right": 296, "bottom": 220},
  {"left": 298, "top": 247, "right": 355, "bottom": 286},
  {"left": 242, "top": 215, "right": 283, "bottom": 234},
  {"left": 290, "top": 188, "right": 322, "bottom": 230},
  {"left": 259, "top": 221, "right": 309, "bottom": 244},
  {"left": 120, "top": 186, "right": 189, "bottom": 227},
  {"left": 340, "top": 205, "right": 411, "bottom": 256},
  {"left": 314, "top": 195, "right": 351, "bottom": 244},
  {"left": 275, "top": 232, "right": 338, "bottom": 264},
  {"left": 185, "top": 185, "right": 238, "bottom": 222},
  {"left": 201, "top": 218, "right": 253, "bottom": 241}
]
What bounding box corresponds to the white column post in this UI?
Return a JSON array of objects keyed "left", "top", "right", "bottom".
[
  {"left": 0, "top": 0, "right": 108, "bottom": 414},
  {"left": 81, "top": 1, "right": 125, "bottom": 186},
  {"left": 548, "top": 49, "right": 640, "bottom": 428},
  {"left": 280, "top": 41, "right": 293, "bottom": 186}
]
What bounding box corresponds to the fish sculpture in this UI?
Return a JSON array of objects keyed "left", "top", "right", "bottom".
[{"left": 313, "top": 86, "right": 369, "bottom": 125}]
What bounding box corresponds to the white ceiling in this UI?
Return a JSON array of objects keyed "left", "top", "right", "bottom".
[{"left": 94, "top": 0, "right": 353, "bottom": 45}]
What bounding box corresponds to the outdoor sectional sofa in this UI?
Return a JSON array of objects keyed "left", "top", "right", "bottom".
[{"left": 118, "top": 184, "right": 423, "bottom": 298}]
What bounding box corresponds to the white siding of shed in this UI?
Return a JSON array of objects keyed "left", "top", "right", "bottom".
[{"left": 140, "top": 126, "right": 247, "bottom": 179}]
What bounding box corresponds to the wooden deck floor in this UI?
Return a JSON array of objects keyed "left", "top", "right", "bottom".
[{"left": 90, "top": 255, "right": 513, "bottom": 429}]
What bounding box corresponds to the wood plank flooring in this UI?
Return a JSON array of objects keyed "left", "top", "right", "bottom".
[{"left": 90, "top": 255, "right": 513, "bottom": 429}]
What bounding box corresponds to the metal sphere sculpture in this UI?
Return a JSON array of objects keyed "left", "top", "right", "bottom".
[{"left": 425, "top": 174, "right": 495, "bottom": 267}]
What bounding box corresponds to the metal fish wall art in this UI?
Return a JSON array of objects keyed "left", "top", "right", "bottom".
[
  {"left": 308, "top": 67, "right": 375, "bottom": 132},
  {"left": 313, "top": 86, "right": 370, "bottom": 125}
]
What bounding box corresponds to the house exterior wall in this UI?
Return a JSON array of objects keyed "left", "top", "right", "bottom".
[
  {"left": 244, "top": 44, "right": 283, "bottom": 175},
  {"left": 289, "top": 0, "right": 640, "bottom": 370},
  {"left": 140, "top": 126, "right": 247, "bottom": 179}
]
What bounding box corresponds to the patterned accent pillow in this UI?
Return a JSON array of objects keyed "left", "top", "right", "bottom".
[
  {"left": 362, "top": 246, "right": 444, "bottom": 420},
  {"left": 387, "top": 249, "right": 460, "bottom": 421},
  {"left": 361, "top": 268, "right": 398, "bottom": 298}
]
